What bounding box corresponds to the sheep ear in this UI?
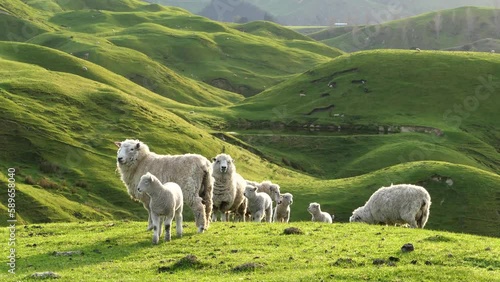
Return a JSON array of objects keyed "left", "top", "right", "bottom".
[
  {"left": 135, "top": 142, "right": 141, "bottom": 149},
  {"left": 114, "top": 142, "right": 122, "bottom": 148}
]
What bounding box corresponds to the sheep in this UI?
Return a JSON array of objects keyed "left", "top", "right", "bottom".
[
  {"left": 115, "top": 139, "right": 213, "bottom": 233},
  {"left": 246, "top": 180, "right": 281, "bottom": 204},
  {"left": 243, "top": 185, "right": 272, "bottom": 222},
  {"left": 273, "top": 193, "right": 293, "bottom": 223},
  {"left": 349, "top": 184, "right": 431, "bottom": 228},
  {"left": 137, "top": 172, "right": 183, "bottom": 244},
  {"left": 211, "top": 154, "right": 247, "bottom": 222},
  {"left": 307, "top": 202, "right": 333, "bottom": 223}
]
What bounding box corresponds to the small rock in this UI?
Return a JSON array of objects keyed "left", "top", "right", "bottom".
[
  {"left": 389, "top": 256, "right": 400, "bottom": 262},
  {"left": 230, "top": 249, "right": 238, "bottom": 253},
  {"left": 373, "top": 259, "right": 385, "bottom": 265},
  {"left": 447, "top": 253, "right": 453, "bottom": 258},
  {"left": 31, "top": 271, "right": 59, "bottom": 279},
  {"left": 485, "top": 247, "right": 492, "bottom": 251},
  {"left": 411, "top": 260, "right": 418, "bottom": 265},
  {"left": 425, "top": 261, "right": 432, "bottom": 265},
  {"left": 401, "top": 243, "right": 414, "bottom": 252},
  {"left": 284, "top": 227, "right": 303, "bottom": 235}
]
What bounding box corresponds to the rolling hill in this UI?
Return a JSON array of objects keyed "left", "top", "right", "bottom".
[
  {"left": 0, "top": 0, "right": 498, "bottom": 238},
  {"left": 314, "top": 6, "right": 500, "bottom": 52}
]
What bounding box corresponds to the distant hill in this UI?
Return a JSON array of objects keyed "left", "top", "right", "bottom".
[
  {"left": 148, "top": 0, "right": 500, "bottom": 25},
  {"left": 198, "top": 0, "right": 275, "bottom": 23},
  {"left": 314, "top": 7, "right": 500, "bottom": 52}
]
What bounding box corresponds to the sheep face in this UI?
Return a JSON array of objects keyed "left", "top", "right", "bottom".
[
  {"left": 307, "top": 202, "right": 320, "bottom": 214},
  {"left": 243, "top": 186, "right": 257, "bottom": 199},
  {"left": 212, "top": 154, "right": 234, "bottom": 174},
  {"left": 137, "top": 172, "right": 154, "bottom": 193},
  {"left": 349, "top": 207, "right": 364, "bottom": 223},
  {"left": 278, "top": 193, "right": 293, "bottom": 206},
  {"left": 115, "top": 140, "right": 142, "bottom": 166}
]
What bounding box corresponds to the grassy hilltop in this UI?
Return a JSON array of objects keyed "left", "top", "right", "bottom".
[{"left": 0, "top": 0, "right": 498, "bottom": 239}]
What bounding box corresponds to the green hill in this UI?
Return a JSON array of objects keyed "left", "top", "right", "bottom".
[{"left": 317, "top": 7, "right": 500, "bottom": 52}]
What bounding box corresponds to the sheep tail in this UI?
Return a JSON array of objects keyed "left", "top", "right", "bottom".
[
  {"left": 201, "top": 163, "right": 213, "bottom": 224},
  {"left": 417, "top": 199, "right": 430, "bottom": 228}
]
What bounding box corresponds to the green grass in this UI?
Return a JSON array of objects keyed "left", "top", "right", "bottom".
[
  {"left": 0, "top": 0, "right": 498, "bottom": 240},
  {"left": 1, "top": 221, "right": 499, "bottom": 281}
]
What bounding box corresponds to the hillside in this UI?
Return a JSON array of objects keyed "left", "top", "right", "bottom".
[
  {"left": 6, "top": 0, "right": 343, "bottom": 97},
  {"left": 317, "top": 6, "right": 500, "bottom": 52}
]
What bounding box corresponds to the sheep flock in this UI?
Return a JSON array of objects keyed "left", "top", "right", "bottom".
[{"left": 115, "top": 139, "right": 433, "bottom": 244}]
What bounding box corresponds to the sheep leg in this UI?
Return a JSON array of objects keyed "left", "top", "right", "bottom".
[
  {"left": 151, "top": 213, "right": 161, "bottom": 244},
  {"left": 284, "top": 211, "right": 290, "bottom": 223},
  {"left": 143, "top": 200, "right": 153, "bottom": 231},
  {"left": 164, "top": 216, "right": 173, "bottom": 242},
  {"left": 175, "top": 207, "right": 183, "bottom": 237},
  {"left": 265, "top": 207, "right": 272, "bottom": 223}
]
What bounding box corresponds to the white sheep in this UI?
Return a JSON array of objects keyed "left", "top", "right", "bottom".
[
  {"left": 244, "top": 185, "right": 272, "bottom": 222},
  {"left": 349, "top": 184, "right": 431, "bottom": 228},
  {"left": 211, "top": 153, "right": 247, "bottom": 222},
  {"left": 137, "top": 172, "right": 183, "bottom": 244},
  {"left": 115, "top": 139, "right": 213, "bottom": 233},
  {"left": 273, "top": 193, "right": 293, "bottom": 223},
  {"left": 246, "top": 180, "right": 281, "bottom": 204},
  {"left": 307, "top": 202, "right": 333, "bottom": 223}
]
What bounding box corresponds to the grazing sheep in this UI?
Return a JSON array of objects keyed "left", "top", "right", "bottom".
[
  {"left": 115, "top": 139, "right": 213, "bottom": 233},
  {"left": 273, "top": 193, "right": 293, "bottom": 223},
  {"left": 246, "top": 180, "right": 281, "bottom": 204},
  {"left": 307, "top": 202, "right": 333, "bottom": 223},
  {"left": 244, "top": 185, "right": 272, "bottom": 222},
  {"left": 349, "top": 184, "right": 431, "bottom": 228},
  {"left": 137, "top": 172, "right": 183, "bottom": 244},
  {"left": 211, "top": 154, "right": 247, "bottom": 222}
]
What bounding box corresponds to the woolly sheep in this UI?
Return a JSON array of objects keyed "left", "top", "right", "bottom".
[
  {"left": 137, "top": 172, "right": 183, "bottom": 244},
  {"left": 246, "top": 180, "right": 281, "bottom": 204},
  {"left": 307, "top": 202, "right": 333, "bottom": 223},
  {"left": 273, "top": 193, "right": 293, "bottom": 223},
  {"left": 211, "top": 154, "right": 247, "bottom": 222},
  {"left": 349, "top": 184, "right": 431, "bottom": 228},
  {"left": 115, "top": 139, "right": 213, "bottom": 233},
  {"left": 244, "top": 185, "right": 272, "bottom": 222}
]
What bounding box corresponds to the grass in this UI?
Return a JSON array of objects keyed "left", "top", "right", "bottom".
[
  {"left": 0, "top": 0, "right": 498, "bottom": 242},
  {"left": 1, "top": 221, "right": 498, "bottom": 281}
]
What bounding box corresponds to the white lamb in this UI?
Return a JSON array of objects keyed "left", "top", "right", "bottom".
[
  {"left": 246, "top": 180, "right": 281, "bottom": 203},
  {"left": 307, "top": 202, "right": 333, "bottom": 223},
  {"left": 243, "top": 185, "right": 272, "bottom": 222},
  {"left": 115, "top": 139, "right": 213, "bottom": 233},
  {"left": 349, "top": 184, "right": 431, "bottom": 228},
  {"left": 273, "top": 193, "right": 293, "bottom": 223},
  {"left": 137, "top": 172, "right": 183, "bottom": 244},
  {"left": 211, "top": 154, "right": 247, "bottom": 222}
]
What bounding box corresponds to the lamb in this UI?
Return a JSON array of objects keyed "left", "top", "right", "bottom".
[
  {"left": 211, "top": 154, "right": 247, "bottom": 221},
  {"left": 115, "top": 139, "right": 213, "bottom": 233},
  {"left": 243, "top": 185, "right": 272, "bottom": 222},
  {"left": 307, "top": 202, "right": 333, "bottom": 223},
  {"left": 349, "top": 184, "right": 431, "bottom": 228},
  {"left": 273, "top": 193, "right": 293, "bottom": 223},
  {"left": 246, "top": 180, "right": 281, "bottom": 204},
  {"left": 137, "top": 172, "right": 183, "bottom": 244}
]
